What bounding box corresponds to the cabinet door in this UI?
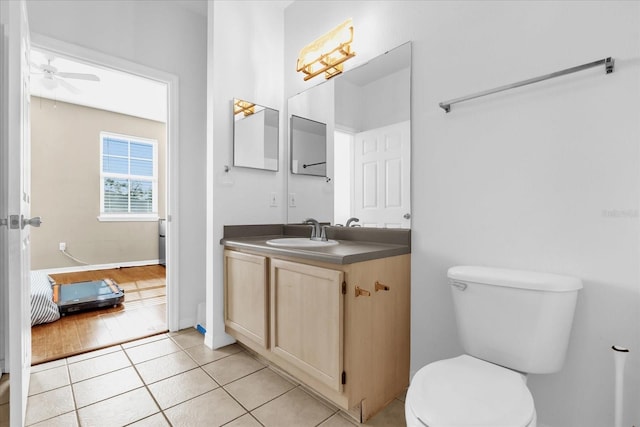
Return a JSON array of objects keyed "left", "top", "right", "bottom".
[
  {"left": 270, "top": 259, "right": 344, "bottom": 392},
  {"left": 224, "top": 250, "right": 268, "bottom": 348}
]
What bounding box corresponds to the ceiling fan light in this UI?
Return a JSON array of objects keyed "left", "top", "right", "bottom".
[{"left": 41, "top": 76, "right": 58, "bottom": 90}]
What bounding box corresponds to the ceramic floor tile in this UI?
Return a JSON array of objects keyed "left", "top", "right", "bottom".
[
  {"left": 202, "top": 351, "right": 265, "bottom": 385},
  {"left": 128, "top": 412, "right": 171, "bottom": 426},
  {"left": 28, "top": 365, "right": 70, "bottom": 396},
  {"left": 29, "top": 411, "right": 79, "bottom": 427},
  {"left": 30, "top": 358, "right": 66, "bottom": 374},
  {"left": 25, "top": 386, "right": 75, "bottom": 426},
  {"left": 72, "top": 366, "right": 143, "bottom": 408},
  {"left": 163, "top": 388, "right": 246, "bottom": 427},
  {"left": 147, "top": 368, "right": 219, "bottom": 409},
  {"left": 223, "top": 413, "right": 263, "bottom": 427},
  {"left": 362, "top": 399, "right": 406, "bottom": 427},
  {"left": 170, "top": 329, "right": 204, "bottom": 349},
  {"left": 251, "top": 387, "right": 336, "bottom": 427},
  {"left": 68, "top": 350, "right": 131, "bottom": 383},
  {"left": 0, "top": 375, "right": 9, "bottom": 405},
  {"left": 225, "top": 367, "right": 296, "bottom": 410},
  {"left": 318, "top": 412, "right": 358, "bottom": 427},
  {"left": 121, "top": 333, "right": 169, "bottom": 349},
  {"left": 66, "top": 345, "right": 121, "bottom": 364},
  {"left": 184, "top": 343, "right": 242, "bottom": 366},
  {"left": 77, "top": 387, "right": 159, "bottom": 426},
  {"left": 135, "top": 350, "right": 197, "bottom": 384},
  {"left": 124, "top": 337, "right": 182, "bottom": 364}
]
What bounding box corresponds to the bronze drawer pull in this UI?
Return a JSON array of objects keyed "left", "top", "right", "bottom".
[
  {"left": 375, "top": 281, "right": 389, "bottom": 292},
  {"left": 355, "top": 286, "right": 371, "bottom": 297}
]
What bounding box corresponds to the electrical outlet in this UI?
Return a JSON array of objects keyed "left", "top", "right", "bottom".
[
  {"left": 59, "top": 242, "right": 66, "bottom": 251},
  {"left": 289, "top": 193, "right": 296, "bottom": 207},
  {"left": 270, "top": 192, "right": 278, "bottom": 207}
]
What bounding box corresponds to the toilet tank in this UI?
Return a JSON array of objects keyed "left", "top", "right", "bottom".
[{"left": 448, "top": 266, "right": 582, "bottom": 374}]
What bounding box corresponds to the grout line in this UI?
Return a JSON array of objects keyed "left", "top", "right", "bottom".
[{"left": 123, "top": 344, "right": 170, "bottom": 425}]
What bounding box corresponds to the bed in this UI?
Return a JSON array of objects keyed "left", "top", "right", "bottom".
[{"left": 31, "top": 270, "right": 61, "bottom": 326}]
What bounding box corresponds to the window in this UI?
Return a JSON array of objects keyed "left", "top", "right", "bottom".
[{"left": 99, "top": 132, "right": 158, "bottom": 221}]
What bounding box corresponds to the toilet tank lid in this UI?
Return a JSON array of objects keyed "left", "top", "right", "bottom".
[{"left": 448, "top": 266, "right": 583, "bottom": 292}]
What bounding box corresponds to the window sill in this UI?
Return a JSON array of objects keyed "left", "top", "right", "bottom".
[{"left": 97, "top": 214, "right": 160, "bottom": 222}]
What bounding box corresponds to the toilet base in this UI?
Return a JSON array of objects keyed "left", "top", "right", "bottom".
[{"left": 405, "top": 403, "right": 537, "bottom": 427}]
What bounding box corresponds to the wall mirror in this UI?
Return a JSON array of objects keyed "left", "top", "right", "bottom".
[
  {"left": 290, "top": 115, "right": 327, "bottom": 177},
  {"left": 233, "top": 98, "right": 279, "bottom": 171},
  {"left": 287, "top": 42, "right": 411, "bottom": 228}
]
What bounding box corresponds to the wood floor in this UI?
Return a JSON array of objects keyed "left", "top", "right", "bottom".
[{"left": 31, "top": 264, "right": 167, "bottom": 365}]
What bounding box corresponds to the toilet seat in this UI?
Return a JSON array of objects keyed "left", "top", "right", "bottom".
[{"left": 406, "top": 355, "right": 535, "bottom": 427}]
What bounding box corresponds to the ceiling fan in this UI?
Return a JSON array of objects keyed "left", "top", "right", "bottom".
[{"left": 31, "top": 56, "right": 100, "bottom": 94}]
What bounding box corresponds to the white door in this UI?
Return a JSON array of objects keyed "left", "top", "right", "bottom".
[
  {"left": 353, "top": 121, "right": 411, "bottom": 228},
  {"left": 1, "top": 0, "right": 33, "bottom": 425}
]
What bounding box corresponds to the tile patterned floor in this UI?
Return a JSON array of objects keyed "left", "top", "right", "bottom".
[{"left": 1, "top": 329, "right": 406, "bottom": 426}]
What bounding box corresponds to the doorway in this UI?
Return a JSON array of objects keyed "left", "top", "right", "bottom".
[{"left": 28, "top": 34, "right": 179, "bottom": 363}]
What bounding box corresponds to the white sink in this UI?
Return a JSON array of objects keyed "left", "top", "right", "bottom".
[{"left": 266, "top": 238, "right": 339, "bottom": 248}]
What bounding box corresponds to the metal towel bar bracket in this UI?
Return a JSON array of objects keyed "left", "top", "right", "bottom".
[{"left": 439, "top": 57, "right": 614, "bottom": 113}]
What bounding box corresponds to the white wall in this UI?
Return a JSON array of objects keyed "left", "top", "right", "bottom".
[
  {"left": 26, "top": 0, "right": 208, "bottom": 330},
  {"left": 206, "top": 0, "right": 285, "bottom": 348},
  {"left": 285, "top": 2, "right": 640, "bottom": 426}
]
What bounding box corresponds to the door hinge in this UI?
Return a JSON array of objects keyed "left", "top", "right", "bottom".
[
  {"left": 341, "top": 281, "right": 346, "bottom": 295},
  {"left": 341, "top": 371, "right": 346, "bottom": 385}
]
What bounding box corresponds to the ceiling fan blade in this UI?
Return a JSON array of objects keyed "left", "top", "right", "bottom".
[
  {"left": 57, "top": 77, "right": 81, "bottom": 94},
  {"left": 31, "top": 63, "right": 46, "bottom": 72},
  {"left": 56, "top": 72, "right": 100, "bottom": 81}
]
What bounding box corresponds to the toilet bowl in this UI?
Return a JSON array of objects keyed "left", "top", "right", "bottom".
[
  {"left": 405, "top": 355, "right": 536, "bottom": 427},
  {"left": 405, "top": 266, "right": 582, "bottom": 427}
]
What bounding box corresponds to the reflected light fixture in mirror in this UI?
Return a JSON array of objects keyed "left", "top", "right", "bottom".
[
  {"left": 234, "top": 99, "right": 255, "bottom": 116},
  {"left": 296, "top": 18, "right": 356, "bottom": 81}
]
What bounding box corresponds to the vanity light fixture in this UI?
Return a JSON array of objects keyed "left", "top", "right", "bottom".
[
  {"left": 296, "top": 18, "right": 355, "bottom": 81},
  {"left": 234, "top": 99, "right": 255, "bottom": 116}
]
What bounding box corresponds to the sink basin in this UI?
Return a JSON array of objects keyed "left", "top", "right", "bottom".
[{"left": 266, "top": 238, "right": 339, "bottom": 248}]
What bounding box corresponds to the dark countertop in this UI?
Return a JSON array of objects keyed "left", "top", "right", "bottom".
[{"left": 221, "top": 224, "right": 411, "bottom": 265}]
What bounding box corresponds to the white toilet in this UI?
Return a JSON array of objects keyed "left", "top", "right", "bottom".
[{"left": 405, "top": 266, "right": 583, "bottom": 427}]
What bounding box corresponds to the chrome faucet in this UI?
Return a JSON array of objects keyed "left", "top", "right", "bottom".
[
  {"left": 346, "top": 217, "right": 360, "bottom": 227},
  {"left": 304, "top": 218, "right": 327, "bottom": 241}
]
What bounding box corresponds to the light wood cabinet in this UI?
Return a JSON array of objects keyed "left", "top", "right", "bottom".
[
  {"left": 270, "top": 259, "right": 344, "bottom": 392},
  {"left": 223, "top": 250, "right": 268, "bottom": 348},
  {"left": 223, "top": 248, "right": 410, "bottom": 423}
]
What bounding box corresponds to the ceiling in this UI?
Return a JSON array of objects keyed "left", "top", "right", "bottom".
[{"left": 30, "top": 48, "right": 168, "bottom": 123}]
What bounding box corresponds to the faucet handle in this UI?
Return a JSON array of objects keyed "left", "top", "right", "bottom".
[{"left": 320, "top": 226, "right": 328, "bottom": 241}]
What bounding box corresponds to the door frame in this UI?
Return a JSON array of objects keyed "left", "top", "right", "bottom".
[{"left": 30, "top": 33, "right": 181, "bottom": 331}]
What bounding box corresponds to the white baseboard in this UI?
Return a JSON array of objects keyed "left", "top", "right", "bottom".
[{"left": 34, "top": 259, "right": 161, "bottom": 275}]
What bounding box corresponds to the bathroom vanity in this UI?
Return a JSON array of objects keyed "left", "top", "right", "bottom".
[{"left": 221, "top": 225, "right": 411, "bottom": 422}]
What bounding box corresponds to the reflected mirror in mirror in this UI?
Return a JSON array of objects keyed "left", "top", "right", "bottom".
[
  {"left": 287, "top": 42, "right": 411, "bottom": 228},
  {"left": 290, "top": 115, "right": 327, "bottom": 177},
  {"left": 233, "top": 98, "right": 279, "bottom": 171}
]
